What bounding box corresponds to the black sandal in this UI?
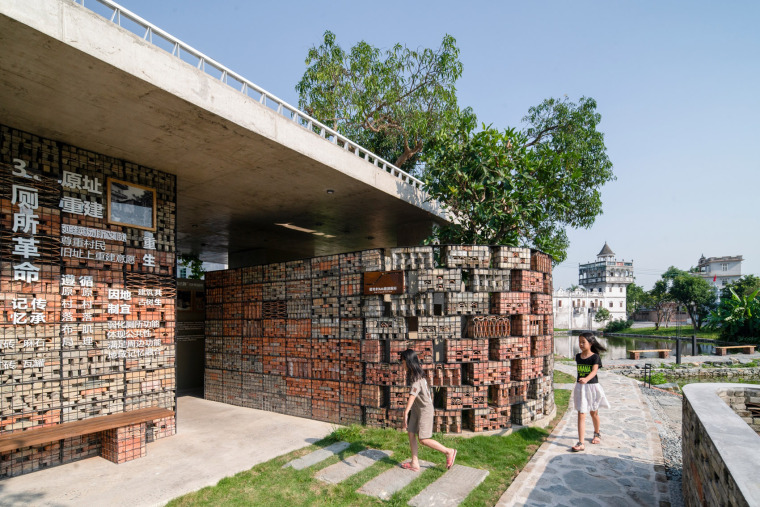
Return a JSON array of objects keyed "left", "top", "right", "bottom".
[
  {"left": 571, "top": 442, "right": 585, "bottom": 452},
  {"left": 592, "top": 432, "right": 601, "bottom": 444}
]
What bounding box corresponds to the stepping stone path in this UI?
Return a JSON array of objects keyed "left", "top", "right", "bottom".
[
  {"left": 408, "top": 465, "right": 490, "bottom": 506},
  {"left": 285, "top": 442, "right": 489, "bottom": 505},
  {"left": 358, "top": 460, "right": 435, "bottom": 500},
  {"left": 283, "top": 441, "right": 351, "bottom": 470},
  {"left": 315, "top": 448, "right": 393, "bottom": 484}
]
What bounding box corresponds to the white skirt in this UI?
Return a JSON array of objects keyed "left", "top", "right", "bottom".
[{"left": 573, "top": 382, "right": 611, "bottom": 413}]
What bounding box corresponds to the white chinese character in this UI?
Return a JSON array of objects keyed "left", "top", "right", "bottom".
[
  {"left": 120, "top": 304, "right": 131, "bottom": 315},
  {"left": 79, "top": 276, "right": 93, "bottom": 287},
  {"left": 120, "top": 290, "right": 132, "bottom": 300},
  {"left": 33, "top": 359, "right": 44, "bottom": 367},
  {"left": 12, "top": 237, "right": 40, "bottom": 259},
  {"left": 83, "top": 201, "right": 103, "bottom": 219},
  {"left": 81, "top": 300, "right": 92, "bottom": 309},
  {"left": 82, "top": 312, "right": 93, "bottom": 322},
  {"left": 83, "top": 336, "right": 93, "bottom": 346},
  {"left": 62, "top": 337, "right": 74, "bottom": 347},
  {"left": 61, "top": 275, "right": 76, "bottom": 286},
  {"left": 107, "top": 304, "right": 120, "bottom": 314},
  {"left": 23, "top": 339, "right": 34, "bottom": 348},
  {"left": 108, "top": 289, "right": 120, "bottom": 300},
  {"left": 60, "top": 196, "right": 84, "bottom": 215},
  {"left": 155, "top": 289, "right": 162, "bottom": 297},
  {"left": 61, "top": 287, "right": 74, "bottom": 296},
  {"left": 11, "top": 298, "right": 28, "bottom": 310},
  {"left": 61, "top": 236, "right": 72, "bottom": 246},
  {"left": 12, "top": 185, "right": 38, "bottom": 211},
  {"left": 0, "top": 340, "right": 14, "bottom": 350},
  {"left": 29, "top": 312, "right": 46, "bottom": 324},
  {"left": 126, "top": 255, "right": 135, "bottom": 264},
  {"left": 61, "top": 299, "right": 72, "bottom": 309},
  {"left": 13, "top": 262, "right": 40, "bottom": 283},
  {"left": 81, "top": 288, "right": 93, "bottom": 297},
  {"left": 31, "top": 298, "right": 47, "bottom": 310},
  {"left": 61, "top": 311, "right": 74, "bottom": 322},
  {"left": 62, "top": 324, "right": 74, "bottom": 335},
  {"left": 12, "top": 212, "right": 39, "bottom": 234},
  {"left": 94, "top": 240, "right": 106, "bottom": 251},
  {"left": 143, "top": 232, "right": 156, "bottom": 250},
  {"left": 12, "top": 312, "right": 27, "bottom": 325},
  {"left": 143, "top": 253, "right": 156, "bottom": 267},
  {"left": 82, "top": 175, "right": 102, "bottom": 194},
  {"left": 82, "top": 324, "right": 93, "bottom": 334},
  {"left": 60, "top": 171, "right": 83, "bottom": 190}
]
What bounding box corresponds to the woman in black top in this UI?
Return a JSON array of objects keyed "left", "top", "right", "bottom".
[{"left": 572, "top": 332, "right": 610, "bottom": 452}]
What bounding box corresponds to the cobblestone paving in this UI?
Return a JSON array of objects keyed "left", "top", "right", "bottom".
[{"left": 497, "top": 364, "right": 670, "bottom": 506}]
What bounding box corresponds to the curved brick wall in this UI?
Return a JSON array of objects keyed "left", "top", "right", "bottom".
[{"left": 204, "top": 245, "right": 554, "bottom": 432}]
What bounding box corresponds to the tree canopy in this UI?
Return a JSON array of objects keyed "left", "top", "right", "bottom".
[
  {"left": 422, "top": 98, "right": 614, "bottom": 264},
  {"left": 664, "top": 267, "right": 717, "bottom": 332},
  {"left": 626, "top": 283, "right": 648, "bottom": 316},
  {"left": 296, "top": 31, "right": 462, "bottom": 173}
]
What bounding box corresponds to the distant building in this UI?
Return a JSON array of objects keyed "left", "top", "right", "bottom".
[
  {"left": 553, "top": 243, "right": 634, "bottom": 330},
  {"left": 695, "top": 254, "right": 743, "bottom": 294}
]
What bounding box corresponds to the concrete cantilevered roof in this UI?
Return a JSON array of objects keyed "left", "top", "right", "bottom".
[{"left": 0, "top": 0, "right": 447, "bottom": 266}]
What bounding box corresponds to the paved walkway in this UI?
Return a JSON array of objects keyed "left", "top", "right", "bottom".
[
  {"left": 497, "top": 364, "right": 670, "bottom": 507},
  {"left": 0, "top": 396, "right": 336, "bottom": 507}
]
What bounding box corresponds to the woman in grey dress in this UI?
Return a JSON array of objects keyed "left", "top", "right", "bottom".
[{"left": 400, "top": 349, "right": 457, "bottom": 471}]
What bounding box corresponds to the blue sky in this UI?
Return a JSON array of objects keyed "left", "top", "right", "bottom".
[{"left": 115, "top": 0, "right": 759, "bottom": 289}]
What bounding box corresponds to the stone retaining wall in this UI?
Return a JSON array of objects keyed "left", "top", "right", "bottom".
[
  {"left": 682, "top": 384, "right": 760, "bottom": 506},
  {"left": 621, "top": 367, "right": 760, "bottom": 380},
  {"left": 718, "top": 387, "right": 760, "bottom": 435}
]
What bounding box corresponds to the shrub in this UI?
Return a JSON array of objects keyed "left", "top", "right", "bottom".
[{"left": 605, "top": 318, "right": 633, "bottom": 333}]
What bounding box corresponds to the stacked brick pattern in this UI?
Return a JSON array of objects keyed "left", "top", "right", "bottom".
[
  {"left": 206, "top": 244, "right": 554, "bottom": 432},
  {"left": 0, "top": 125, "right": 176, "bottom": 476}
]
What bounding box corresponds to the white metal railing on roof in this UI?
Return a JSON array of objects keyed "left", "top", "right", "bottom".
[{"left": 71, "top": 0, "right": 424, "bottom": 189}]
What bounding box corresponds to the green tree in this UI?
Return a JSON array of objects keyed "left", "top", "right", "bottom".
[
  {"left": 669, "top": 272, "right": 717, "bottom": 332},
  {"left": 296, "top": 31, "right": 462, "bottom": 173},
  {"left": 422, "top": 97, "right": 614, "bottom": 264},
  {"left": 708, "top": 287, "right": 760, "bottom": 342},
  {"left": 626, "top": 283, "right": 648, "bottom": 316},
  {"left": 721, "top": 275, "right": 760, "bottom": 300},
  {"left": 649, "top": 279, "right": 673, "bottom": 330},
  {"left": 594, "top": 307, "right": 611, "bottom": 324}
]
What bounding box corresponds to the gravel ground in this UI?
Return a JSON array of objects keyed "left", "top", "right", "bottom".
[{"left": 639, "top": 383, "right": 684, "bottom": 507}]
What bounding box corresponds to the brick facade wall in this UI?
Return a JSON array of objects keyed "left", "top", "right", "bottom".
[
  {"left": 0, "top": 124, "right": 177, "bottom": 477},
  {"left": 205, "top": 245, "right": 555, "bottom": 432}
]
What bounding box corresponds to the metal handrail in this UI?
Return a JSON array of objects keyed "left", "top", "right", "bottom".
[{"left": 71, "top": 0, "right": 424, "bottom": 189}]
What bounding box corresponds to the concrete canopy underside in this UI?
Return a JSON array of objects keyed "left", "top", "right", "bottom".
[{"left": 0, "top": 0, "right": 447, "bottom": 266}]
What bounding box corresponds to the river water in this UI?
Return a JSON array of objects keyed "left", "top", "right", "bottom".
[{"left": 553, "top": 333, "right": 721, "bottom": 361}]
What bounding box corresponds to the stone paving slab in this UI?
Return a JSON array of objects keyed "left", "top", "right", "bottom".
[
  {"left": 408, "top": 464, "right": 489, "bottom": 506},
  {"left": 497, "top": 368, "right": 670, "bottom": 506},
  {"left": 315, "top": 449, "right": 392, "bottom": 484},
  {"left": 283, "top": 441, "right": 351, "bottom": 470},
  {"left": 357, "top": 460, "right": 434, "bottom": 500}
]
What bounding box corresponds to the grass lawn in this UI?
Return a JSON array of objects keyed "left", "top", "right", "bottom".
[
  {"left": 167, "top": 389, "right": 571, "bottom": 507},
  {"left": 553, "top": 370, "right": 576, "bottom": 384},
  {"left": 608, "top": 326, "right": 720, "bottom": 339}
]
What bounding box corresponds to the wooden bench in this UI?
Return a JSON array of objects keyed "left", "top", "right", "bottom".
[
  {"left": 628, "top": 349, "right": 670, "bottom": 360},
  {"left": 0, "top": 407, "right": 174, "bottom": 463},
  {"left": 714, "top": 345, "right": 756, "bottom": 356}
]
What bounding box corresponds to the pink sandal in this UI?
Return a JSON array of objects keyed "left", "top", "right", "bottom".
[
  {"left": 401, "top": 461, "right": 420, "bottom": 472},
  {"left": 446, "top": 449, "right": 457, "bottom": 469}
]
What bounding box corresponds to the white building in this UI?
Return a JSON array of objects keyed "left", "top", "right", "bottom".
[
  {"left": 696, "top": 254, "right": 743, "bottom": 294},
  {"left": 553, "top": 243, "right": 634, "bottom": 330}
]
